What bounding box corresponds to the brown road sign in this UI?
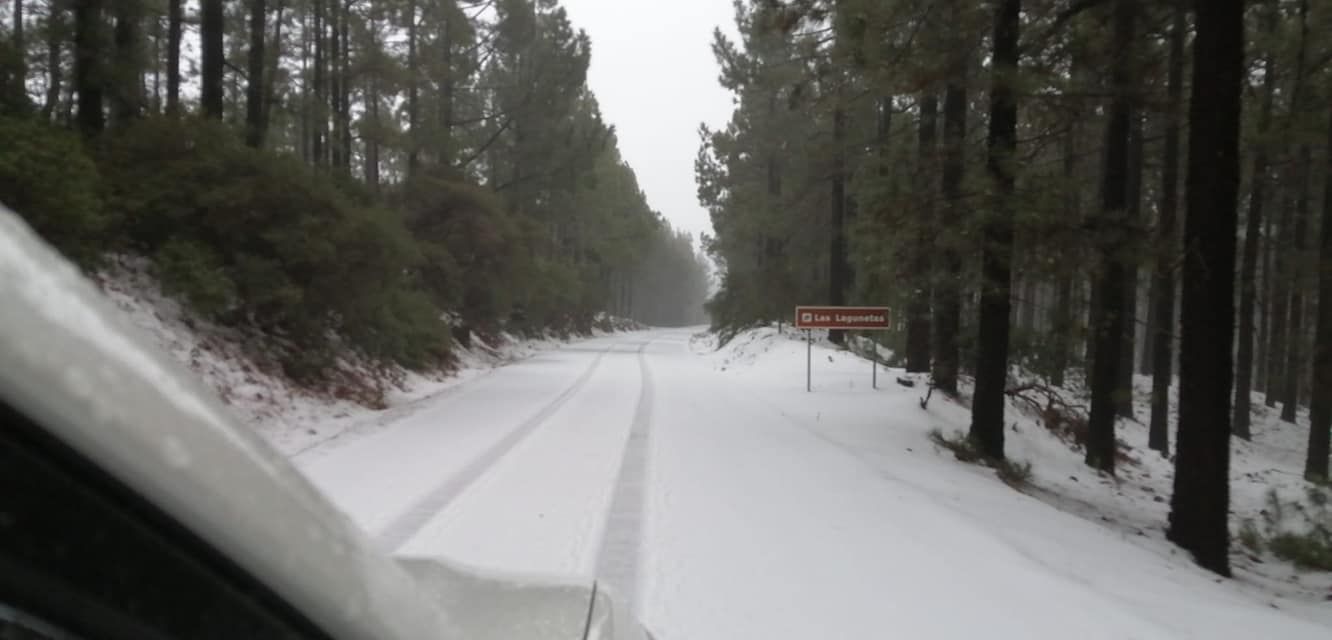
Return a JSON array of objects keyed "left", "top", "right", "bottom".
[{"left": 794, "top": 306, "right": 892, "bottom": 330}]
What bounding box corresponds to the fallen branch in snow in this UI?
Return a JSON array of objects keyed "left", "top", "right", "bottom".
[
  {"left": 1006, "top": 380, "right": 1139, "bottom": 465},
  {"left": 1006, "top": 381, "right": 1089, "bottom": 446}
]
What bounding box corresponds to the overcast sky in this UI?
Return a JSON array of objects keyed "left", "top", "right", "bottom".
[{"left": 556, "top": 0, "right": 738, "bottom": 242}]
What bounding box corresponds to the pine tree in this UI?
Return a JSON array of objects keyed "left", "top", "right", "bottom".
[
  {"left": 1168, "top": 0, "right": 1244, "bottom": 578},
  {"left": 1086, "top": 0, "right": 1137, "bottom": 475},
  {"left": 73, "top": 0, "right": 103, "bottom": 137},
  {"left": 906, "top": 91, "right": 936, "bottom": 374},
  {"left": 1232, "top": 0, "right": 1280, "bottom": 440},
  {"left": 969, "top": 0, "right": 1020, "bottom": 461},
  {"left": 245, "top": 0, "right": 267, "bottom": 147},
  {"left": 1307, "top": 102, "right": 1332, "bottom": 482},
  {"left": 933, "top": 6, "right": 968, "bottom": 396},
  {"left": 200, "top": 0, "right": 224, "bottom": 119},
  {"left": 165, "top": 0, "right": 181, "bottom": 115},
  {"left": 1148, "top": 2, "right": 1186, "bottom": 455}
]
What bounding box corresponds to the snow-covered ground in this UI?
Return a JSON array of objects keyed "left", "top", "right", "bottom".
[
  {"left": 289, "top": 322, "right": 1332, "bottom": 639},
  {"left": 95, "top": 262, "right": 1331, "bottom": 639},
  {"left": 652, "top": 327, "right": 1332, "bottom": 638},
  {"left": 95, "top": 256, "right": 575, "bottom": 456}
]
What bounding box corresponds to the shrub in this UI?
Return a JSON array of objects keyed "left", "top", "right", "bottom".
[
  {"left": 1237, "top": 519, "right": 1263, "bottom": 554},
  {"left": 154, "top": 238, "right": 237, "bottom": 316},
  {"left": 996, "top": 459, "right": 1034, "bottom": 487},
  {"left": 399, "top": 175, "right": 518, "bottom": 330},
  {"left": 930, "top": 429, "right": 983, "bottom": 463},
  {"left": 929, "top": 429, "right": 1033, "bottom": 488},
  {"left": 1251, "top": 488, "right": 1332, "bottom": 571},
  {"left": 0, "top": 115, "right": 105, "bottom": 264},
  {"left": 97, "top": 117, "right": 449, "bottom": 375},
  {"left": 1268, "top": 533, "right": 1332, "bottom": 571}
]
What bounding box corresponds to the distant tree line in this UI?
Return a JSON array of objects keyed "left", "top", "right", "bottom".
[
  {"left": 0, "top": 0, "right": 710, "bottom": 381},
  {"left": 701, "top": 0, "right": 1325, "bottom": 576}
]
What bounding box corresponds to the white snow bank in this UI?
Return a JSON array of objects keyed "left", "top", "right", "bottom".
[{"left": 691, "top": 326, "right": 1332, "bottom": 631}]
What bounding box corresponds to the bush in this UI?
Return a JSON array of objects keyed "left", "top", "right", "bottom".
[
  {"left": 1237, "top": 519, "right": 1264, "bottom": 554},
  {"left": 97, "top": 117, "right": 449, "bottom": 375},
  {"left": 399, "top": 175, "right": 518, "bottom": 330},
  {"left": 1250, "top": 488, "right": 1332, "bottom": 571},
  {"left": 1268, "top": 533, "right": 1332, "bottom": 571},
  {"left": 0, "top": 115, "right": 105, "bottom": 264},
  {"left": 996, "top": 459, "right": 1034, "bottom": 487},
  {"left": 154, "top": 238, "right": 237, "bottom": 316},
  {"left": 929, "top": 429, "right": 1033, "bottom": 488}
]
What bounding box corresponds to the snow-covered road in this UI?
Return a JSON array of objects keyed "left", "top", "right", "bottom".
[{"left": 295, "top": 328, "right": 1332, "bottom": 640}]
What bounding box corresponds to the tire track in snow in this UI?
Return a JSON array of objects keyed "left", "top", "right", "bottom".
[
  {"left": 376, "top": 342, "right": 619, "bottom": 551},
  {"left": 593, "top": 338, "right": 655, "bottom": 613}
]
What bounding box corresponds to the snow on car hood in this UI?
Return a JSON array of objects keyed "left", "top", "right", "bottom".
[{"left": 0, "top": 208, "right": 458, "bottom": 639}]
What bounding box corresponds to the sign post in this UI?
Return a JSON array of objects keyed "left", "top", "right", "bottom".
[
  {"left": 806, "top": 330, "right": 812, "bottom": 392},
  {"left": 871, "top": 332, "right": 877, "bottom": 390},
  {"left": 794, "top": 306, "right": 892, "bottom": 392}
]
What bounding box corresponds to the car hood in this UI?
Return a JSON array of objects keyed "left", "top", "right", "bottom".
[
  {"left": 0, "top": 207, "right": 456, "bottom": 638},
  {"left": 397, "top": 556, "right": 596, "bottom": 640}
]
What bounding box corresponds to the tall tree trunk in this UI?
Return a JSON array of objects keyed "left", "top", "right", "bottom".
[
  {"left": 1306, "top": 102, "right": 1332, "bottom": 481},
  {"left": 763, "top": 92, "right": 783, "bottom": 315},
  {"left": 366, "top": 75, "right": 380, "bottom": 189},
  {"left": 1257, "top": 210, "right": 1274, "bottom": 392},
  {"left": 1050, "top": 102, "right": 1082, "bottom": 387},
  {"left": 328, "top": 1, "right": 342, "bottom": 169},
  {"left": 338, "top": 0, "right": 351, "bottom": 171},
  {"left": 969, "top": 0, "right": 1020, "bottom": 461},
  {"left": 1279, "top": 0, "right": 1312, "bottom": 424},
  {"left": 907, "top": 92, "right": 936, "bottom": 374},
  {"left": 439, "top": 2, "right": 454, "bottom": 167},
  {"left": 405, "top": 0, "right": 418, "bottom": 175},
  {"left": 245, "top": 0, "right": 267, "bottom": 147},
  {"left": 1168, "top": 0, "right": 1243, "bottom": 578},
  {"left": 934, "top": 53, "right": 967, "bottom": 395},
  {"left": 200, "top": 0, "right": 224, "bottom": 119},
  {"left": 299, "top": 5, "right": 310, "bottom": 162},
  {"left": 73, "top": 0, "right": 104, "bottom": 137},
  {"left": 1116, "top": 111, "right": 1144, "bottom": 419},
  {"left": 828, "top": 101, "right": 848, "bottom": 346},
  {"left": 1266, "top": 193, "right": 1293, "bottom": 407},
  {"left": 1086, "top": 0, "right": 1136, "bottom": 474},
  {"left": 262, "top": 0, "right": 284, "bottom": 141},
  {"left": 1281, "top": 145, "right": 1312, "bottom": 423},
  {"left": 1149, "top": 2, "right": 1186, "bottom": 455},
  {"left": 165, "top": 0, "right": 180, "bottom": 115},
  {"left": 41, "top": 8, "right": 61, "bottom": 120},
  {"left": 312, "top": 0, "right": 325, "bottom": 165},
  {"left": 10, "top": 0, "right": 24, "bottom": 106},
  {"left": 110, "top": 0, "right": 141, "bottom": 126},
  {"left": 1233, "top": 0, "right": 1280, "bottom": 439},
  {"left": 60, "top": 61, "right": 73, "bottom": 124},
  {"left": 150, "top": 7, "right": 161, "bottom": 113}
]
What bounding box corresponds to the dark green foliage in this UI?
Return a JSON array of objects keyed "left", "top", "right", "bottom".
[
  {"left": 153, "top": 238, "right": 236, "bottom": 316},
  {"left": 97, "top": 117, "right": 449, "bottom": 374},
  {"left": 1268, "top": 533, "right": 1332, "bottom": 571},
  {"left": 0, "top": 116, "right": 104, "bottom": 264},
  {"left": 400, "top": 176, "right": 517, "bottom": 329},
  {"left": 0, "top": 0, "right": 713, "bottom": 395}
]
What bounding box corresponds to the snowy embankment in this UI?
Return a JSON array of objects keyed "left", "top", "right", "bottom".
[
  {"left": 694, "top": 325, "right": 1332, "bottom": 634},
  {"left": 93, "top": 256, "right": 585, "bottom": 456}
]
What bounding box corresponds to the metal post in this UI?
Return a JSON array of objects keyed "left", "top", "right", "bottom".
[
  {"left": 872, "top": 334, "right": 877, "bottom": 389},
  {"left": 806, "top": 330, "right": 812, "bottom": 392}
]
